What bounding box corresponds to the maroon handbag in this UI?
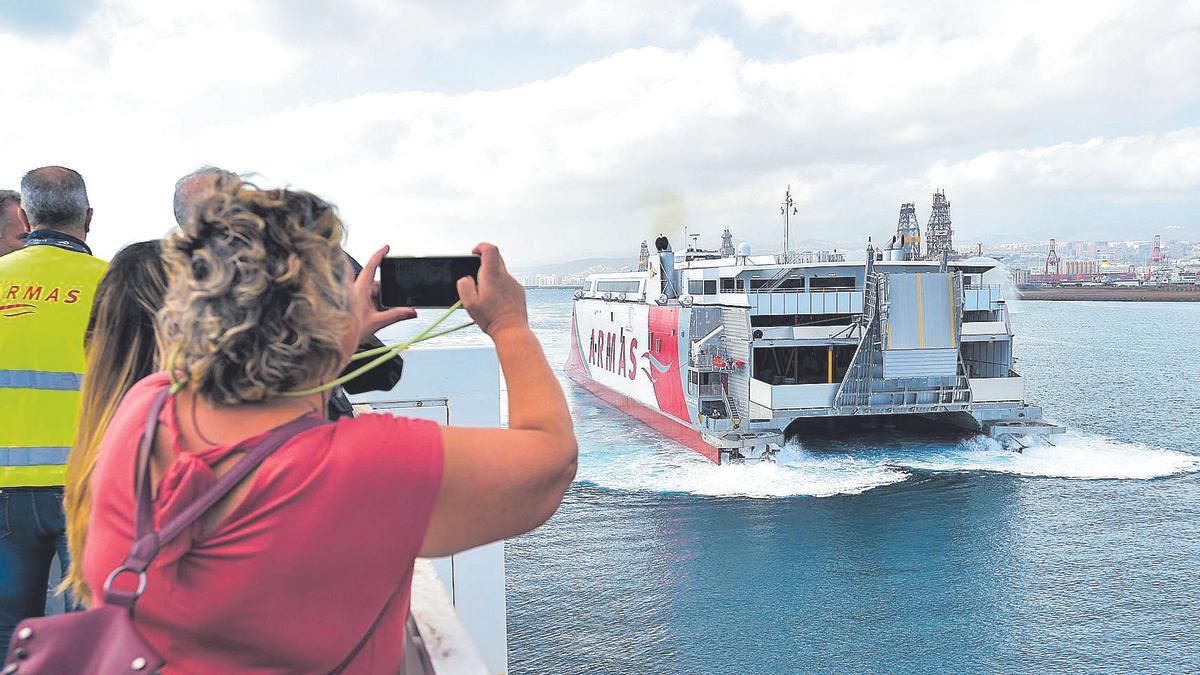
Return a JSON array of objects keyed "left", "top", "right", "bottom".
[{"left": 4, "top": 388, "right": 329, "bottom": 674}]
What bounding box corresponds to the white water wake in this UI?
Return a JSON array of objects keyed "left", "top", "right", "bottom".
[
  {"left": 898, "top": 432, "right": 1200, "bottom": 480},
  {"left": 580, "top": 445, "right": 908, "bottom": 499},
  {"left": 577, "top": 431, "right": 1200, "bottom": 499}
]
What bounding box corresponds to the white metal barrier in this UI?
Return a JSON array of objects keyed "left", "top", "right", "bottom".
[{"left": 351, "top": 346, "right": 508, "bottom": 674}]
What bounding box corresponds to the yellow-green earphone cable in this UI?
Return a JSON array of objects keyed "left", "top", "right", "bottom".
[
  {"left": 167, "top": 301, "right": 474, "bottom": 398},
  {"left": 282, "top": 301, "right": 473, "bottom": 397}
]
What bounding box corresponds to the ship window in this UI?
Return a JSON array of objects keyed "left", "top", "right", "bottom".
[
  {"left": 832, "top": 345, "right": 855, "bottom": 381},
  {"left": 610, "top": 312, "right": 614, "bottom": 321},
  {"left": 751, "top": 313, "right": 856, "bottom": 327},
  {"left": 752, "top": 346, "right": 827, "bottom": 384},
  {"left": 752, "top": 346, "right": 855, "bottom": 385},
  {"left": 655, "top": 338, "right": 661, "bottom": 353},
  {"left": 735, "top": 278, "right": 744, "bottom": 291},
  {"left": 596, "top": 280, "right": 641, "bottom": 293},
  {"left": 748, "top": 276, "right": 804, "bottom": 291},
  {"left": 720, "top": 278, "right": 736, "bottom": 292},
  {"left": 809, "top": 276, "right": 856, "bottom": 290}
]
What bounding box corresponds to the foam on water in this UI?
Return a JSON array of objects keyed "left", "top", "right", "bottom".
[
  {"left": 897, "top": 432, "right": 1200, "bottom": 480},
  {"left": 579, "top": 444, "right": 910, "bottom": 499},
  {"left": 576, "top": 431, "right": 1200, "bottom": 499}
]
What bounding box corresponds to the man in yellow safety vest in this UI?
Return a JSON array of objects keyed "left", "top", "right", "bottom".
[{"left": 0, "top": 167, "right": 107, "bottom": 649}]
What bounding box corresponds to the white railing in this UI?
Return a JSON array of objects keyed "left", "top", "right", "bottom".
[
  {"left": 962, "top": 285, "right": 1001, "bottom": 311},
  {"left": 749, "top": 379, "right": 839, "bottom": 409},
  {"left": 351, "top": 346, "right": 508, "bottom": 674},
  {"left": 405, "top": 561, "right": 491, "bottom": 674},
  {"left": 749, "top": 290, "right": 863, "bottom": 315},
  {"left": 750, "top": 286, "right": 862, "bottom": 294}
]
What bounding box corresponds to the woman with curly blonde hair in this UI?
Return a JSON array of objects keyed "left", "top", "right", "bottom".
[{"left": 82, "top": 177, "right": 576, "bottom": 672}]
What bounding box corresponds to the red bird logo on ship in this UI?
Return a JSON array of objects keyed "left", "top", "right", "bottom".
[{"left": 640, "top": 352, "right": 672, "bottom": 382}]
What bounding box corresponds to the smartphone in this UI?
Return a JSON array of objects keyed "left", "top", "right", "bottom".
[{"left": 379, "top": 255, "right": 481, "bottom": 308}]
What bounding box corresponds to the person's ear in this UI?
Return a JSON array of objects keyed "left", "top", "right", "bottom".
[
  {"left": 16, "top": 207, "right": 31, "bottom": 234},
  {"left": 83, "top": 208, "right": 94, "bottom": 235}
]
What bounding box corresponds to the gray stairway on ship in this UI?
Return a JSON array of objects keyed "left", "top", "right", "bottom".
[{"left": 719, "top": 306, "right": 752, "bottom": 426}]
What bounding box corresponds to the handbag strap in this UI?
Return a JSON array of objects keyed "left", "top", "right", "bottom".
[
  {"left": 104, "top": 387, "right": 328, "bottom": 607},
  {"left": 327, "top": 584, "right": 403, "bottom": 674}
]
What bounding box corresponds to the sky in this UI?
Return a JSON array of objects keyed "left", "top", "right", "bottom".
[{"left": 1, "top": 0, "right": 1198, "bottom": 265}]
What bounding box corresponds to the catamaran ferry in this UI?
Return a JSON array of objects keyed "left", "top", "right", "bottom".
[{"left": 565, "top": 196, "right": 1062, "bottom": 464}]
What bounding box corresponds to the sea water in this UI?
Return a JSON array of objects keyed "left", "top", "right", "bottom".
[{"left": 384, "top": 293, "right": 1200, "bottom": 674}]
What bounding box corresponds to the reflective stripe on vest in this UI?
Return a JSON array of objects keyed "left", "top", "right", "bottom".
[
  {"left": 0, "top": 369, "right": 83, "bottom": 391},
  {"left": 0, "top": 447, "right": 71, "bottom": 466}
]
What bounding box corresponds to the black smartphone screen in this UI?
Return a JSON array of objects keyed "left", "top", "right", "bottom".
[{"left": 379, "top": 256, "right": 481, "bottom": 308}]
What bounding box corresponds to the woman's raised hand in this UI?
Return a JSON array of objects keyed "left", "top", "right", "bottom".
[
  {"left": 356, "top": 245, "right": 417, "bottom": 341},
  {"left": 457, "top": 243, "right": 528, "bottom": 339}
]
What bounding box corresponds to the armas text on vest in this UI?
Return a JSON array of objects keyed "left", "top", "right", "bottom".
[{"left": 3, "top": 283, "right": 83, "bottom": 304}]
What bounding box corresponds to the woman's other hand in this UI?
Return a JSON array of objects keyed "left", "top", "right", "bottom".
[
  {"left": 456, "top": 243, "right": 528, "bottom": 339},
  {"left": 356, "top": 245, "right": 417, "bottom": 340}
]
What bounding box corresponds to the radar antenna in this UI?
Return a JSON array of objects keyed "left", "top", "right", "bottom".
[{"left": 781, "top": 185, "right": 798, "bottom": 260}]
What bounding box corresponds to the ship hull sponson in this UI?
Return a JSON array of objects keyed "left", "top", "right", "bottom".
[{"left": 566, "top": 300, "right": 721, "bottom": 463}]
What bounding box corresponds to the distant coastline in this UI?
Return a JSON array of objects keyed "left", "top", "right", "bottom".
[{"left": 1017, "top": 285, "right": 1200, "bottom": 302}]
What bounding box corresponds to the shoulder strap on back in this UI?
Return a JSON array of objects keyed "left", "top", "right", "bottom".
[{"left": 107, "top": 388, "right": 328, "bottom": 603}]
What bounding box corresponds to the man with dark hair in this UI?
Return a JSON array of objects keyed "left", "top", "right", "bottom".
[
  {"left": 0, "top": 191, "right": 23, "bottom": 257},
  {"left": 0, "top": 166, "right": 108, "bottom": 648}
]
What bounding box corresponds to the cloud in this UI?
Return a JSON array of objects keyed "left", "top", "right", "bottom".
[
  {"left": 1, "top": 1, "right": 1197, "bottom": 262},
  {"left": 927, "top": 128, "right": 1200, "bottom": 195}
]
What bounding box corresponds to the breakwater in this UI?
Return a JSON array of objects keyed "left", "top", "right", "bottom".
[{"left": 1018, "top": 286, "right": 1200, "bottom": 301}]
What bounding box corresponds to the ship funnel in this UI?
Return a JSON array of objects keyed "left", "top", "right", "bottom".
[
  {"left": 651, "top": 234, "right": 680, "bottom": 298},
  {"left": 657, "top": 249, "right": 679, "bottom": 298}
]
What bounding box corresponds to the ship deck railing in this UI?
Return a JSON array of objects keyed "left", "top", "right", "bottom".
[
  {"left": 689, "top": 348, "right": 736, "bottom": 373},
  {"left": 747, "top": 285, "right": 863, "bottom": 294}
]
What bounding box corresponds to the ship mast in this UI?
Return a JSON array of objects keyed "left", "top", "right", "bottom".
[{"left": 781, "top": 185, "right": 797, "bottom": 261}]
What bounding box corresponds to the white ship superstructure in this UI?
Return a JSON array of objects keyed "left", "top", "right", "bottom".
[{"left": 566, "top": 197, "right": 1062, "bottom": 464}]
